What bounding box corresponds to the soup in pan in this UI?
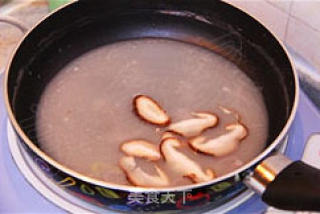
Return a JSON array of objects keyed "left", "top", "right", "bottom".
[{"left": 36, "top": 38, "right": 268, "bottom": 187}]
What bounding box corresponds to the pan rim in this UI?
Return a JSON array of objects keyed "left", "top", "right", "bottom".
[{"left": 3, "top": 0, "right": 300, "bottom": 193}]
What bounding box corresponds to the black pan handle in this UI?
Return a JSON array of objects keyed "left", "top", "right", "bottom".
[
  {"left": 262, "top": 160, "right": 320, "bottom": 211},
  {"left": 244, "top": 155, "right": 320, "bottom": 211}
]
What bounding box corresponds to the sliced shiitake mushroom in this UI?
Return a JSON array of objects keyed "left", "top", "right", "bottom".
[
  {"left": 119, "top": 156, "right": 170, "bottom": 187},
  {"left": 189, "top": 123, "right": 248, "bottom": 157},
  {"left": 160, "top": 137, "right": 215, "bottom": 183},
  {"left": 120, "top": 140, "right": 161, "bottom": 161},
  {"left": 161, "top": 131, "right": 175, "bottom": 140},
  {"left": 167, "top": 112, "right": 218, "bottom": 138},
  {"left": 133, "top": 95, "right": 170, "bottom": 126}
]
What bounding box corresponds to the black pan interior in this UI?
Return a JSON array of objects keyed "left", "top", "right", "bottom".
[{"left": 7, "top": 0, "right": 296, "bottom": 149}]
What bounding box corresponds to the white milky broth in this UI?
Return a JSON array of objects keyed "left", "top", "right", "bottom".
[{"left": 36, "top": 39, "right": 268, "bottom": 187}]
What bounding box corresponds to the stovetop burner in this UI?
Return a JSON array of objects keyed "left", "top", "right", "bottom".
[
  {"left": 1, "top": 68, "right": 319, "bottom": 213},
  {"left": 1, "top": 1, "right": 320, "bottom": 213}
]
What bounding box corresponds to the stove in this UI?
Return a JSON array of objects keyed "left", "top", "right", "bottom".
[{"left": 1, "top": 70, "right": 320, "bottom": 213}]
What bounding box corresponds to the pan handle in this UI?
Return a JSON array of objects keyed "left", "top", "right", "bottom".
[
  {"left": 0, "top": 16, "right": 28, "bottom": 33},
  {"left": 244, "top": 154, "right": 320, "bottom": 211}
]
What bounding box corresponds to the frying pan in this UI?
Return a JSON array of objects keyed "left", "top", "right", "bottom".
[{"left": 3, "top": 0, "right": 320, "bottom": 212}]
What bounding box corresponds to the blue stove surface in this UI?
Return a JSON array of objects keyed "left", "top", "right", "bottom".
[{"left": 0, "top": 71, "right": 319, "bottom": 213}]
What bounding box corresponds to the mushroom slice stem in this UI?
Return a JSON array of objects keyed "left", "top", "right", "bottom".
[
  {"left": 189, "top": 123, "right": 248, "bottom": 157},
  {"left": 119, "top": 156, "right": 170, "bottom": 187},
  {"left": 133, "top": 95, "right": 170, "bottom": 126},
  {"left": 160, "top": 137, "right": 215, "bottom": 183},
  {"left": 121, "top": 140, "right": 161, "bottom": 161},
  {"left": 161, "top": 131, "right": 175, "bottom": 140},
  {"left": 167, "top": 112, "right": 218, "bottom": 137},
  {"left": 218, "top": 106, "right": 240, "bottom": 121}
]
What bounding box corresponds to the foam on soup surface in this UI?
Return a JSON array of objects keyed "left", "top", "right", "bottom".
[{"left": 36, "top": 38, "right": 268, "bottom": 187}]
